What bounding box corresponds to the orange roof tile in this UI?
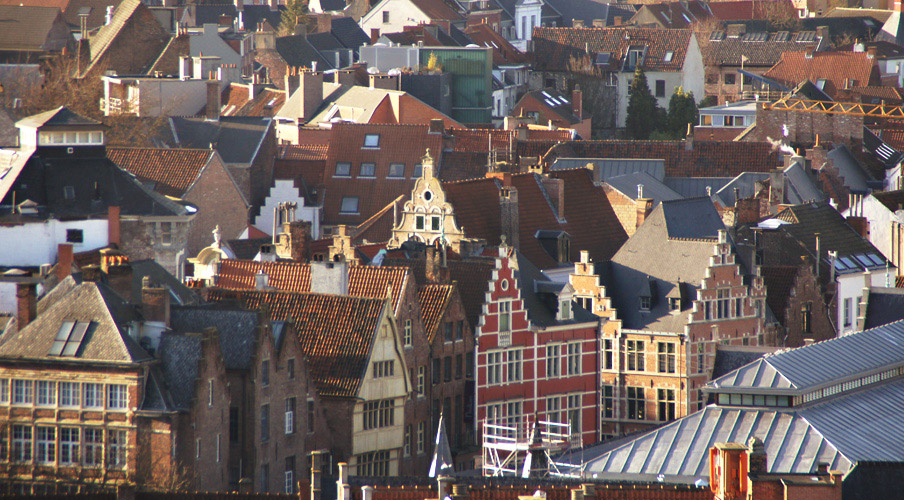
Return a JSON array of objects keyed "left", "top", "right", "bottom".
[
  {"left": 206, "top": 288, "right": 387, "bottom": 398},
  {"left": 533, "top": 27, "right": 692, "bottom": 73},
  {"left": 213, "top": 259, "right": 410, "bottom": 314},
  {"left": 216, "top": 259, "right": 311, "bottom": 291},
  {"left": 107, "top": 147, "right": 214, "bottom": 198},
  {"left": 763, "top": 51, "right": 881, "bottom": 98},
  {"left": 418, "top": 284, "right": 455, "bottom": 343},
  {"left": 280, "top": 144, "right": 329, "bottom": 161}
]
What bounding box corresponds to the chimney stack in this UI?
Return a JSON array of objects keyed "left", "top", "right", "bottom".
[
  {"left": 108, "top": 206, "right": 121, "bottom": 246},
  {"left": 636, "top": 197, "right": 653, "bottom": 230},
  {"left": 56, "top": 243, "right": 74, "bottom": 281},
  {"left": 572, "top": 87, "right": 582, "bottom": 121},
  {"left": 99, "top": 248, "right": 132, "bottom": 300},
  {"left": 499, "top": 185, "right": 520, "bottom": 248},
  {"left": 141, "top": 276, "right": 171, "bottom": 327},
  {"left": 206, "top": 80, "right": 221, "bottom": 121},
  {"left": 16, "top": 282, "right": 37, "bottom": 330}
]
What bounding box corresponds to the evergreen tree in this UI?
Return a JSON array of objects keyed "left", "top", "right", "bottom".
[
  {"left": 279, "top": 0, "right": 309, "bottom": 36},
  {"left": 667, "top": 86, "right": 699, "bottom": 139},
  {"left": 625, "top": 67, "right": 661, "bottom": 140}
]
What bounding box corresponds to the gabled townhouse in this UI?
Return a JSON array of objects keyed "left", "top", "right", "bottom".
[
  {"left": 0, "top": 5, "right": 71, "bottom": 64},
  {"left": 760, "top": 264, "right": 835, "bottom": 346},
  {"left": 739, "top": 200, "right": 894, "bottom": 336},
  {"left": 0, "top": 107, "right": 194, "bottom": 278},
  {"left": 599, "top": 197, "right": 768, "bottom": 436},
  {"left": 531, "top": 27, "right": 705, "bottom": 130},
  {"left": 843, "top": 189, "right": 904, "bottom": 272},
  {"left": 0, "top": 256, "right": 224, "bottom": 494},
  {"left": 205, "top": 288, "right": 412, "bottom": 478},
  {"left": 475, "top": 245, "right": 605, "bottom": 466},
  {"left": 108, "top": 147, "right": 248, "bottom": 254},
  {"left": 74, "top": 0, "right": 170, "bottom": 79},
  {"left": 628, "top": 1, "right": 714, "bottom": 29},
  {"left": 165, "top": 114, "right": 276, "bottom": 210},
  {"left": 701, "top": 28, "right": 825, "bottom": 104},
  {"left": 359, "top": 0, "right": 465, "bottom": 40}
]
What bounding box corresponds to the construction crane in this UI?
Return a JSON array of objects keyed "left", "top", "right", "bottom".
[{"left": 763, "top": 98, "right": 904, "bottom": 119}]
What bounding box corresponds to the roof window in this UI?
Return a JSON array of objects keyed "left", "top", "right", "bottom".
[
  {"left": 49, "top": 320, "right": 92, "bottom": 357},
  {"left": 663, "top": 51, "right": 674, "bottom": 63},
  {"left": 363, "top": 134, "right": 380, "bottom": 148}
]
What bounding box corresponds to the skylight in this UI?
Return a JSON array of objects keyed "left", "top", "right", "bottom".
[
  {"left": 663, "top": 51, "right": 674, "bottom": 62},
  {"left": 49, "top": 320, "right": 91, "bottom": 357}
]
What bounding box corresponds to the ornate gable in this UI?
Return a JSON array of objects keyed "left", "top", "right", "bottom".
[{"left": 388, "top": 150, "right": 465, "bottom": 249}]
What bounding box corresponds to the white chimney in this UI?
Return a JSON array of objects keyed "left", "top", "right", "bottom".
[
  {"left": 105, "top": 5, "right": 115, "bottom": 25},
  {"left": 255, "top": 270, "right": 269, "bottom": 290}
]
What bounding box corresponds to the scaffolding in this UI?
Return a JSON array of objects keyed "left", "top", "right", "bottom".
[{"left": 481, "top": 416, "right": 583, "bottom": 478}]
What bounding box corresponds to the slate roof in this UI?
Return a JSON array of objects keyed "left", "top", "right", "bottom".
[
  {"left": 205, "top": 288, "right": 388, "bottom": 398},
  {"left": 631, "top": 1, "right": 712, "bottom": 30},
  {"left": 170, "top": 305, "right": 260, "bottom": 371},
  {"left": 0, "top": 281, "right": 150, "bottom": 363},
  {"left": 156, "top": 332, "right": 202, "bottom": 409},
  {"left": 168, "top": 116, "right": 272, "bottom": 165},
  {"left": 59, "top": 0, "right": 122, "bottom": 31},
  {"left": 781, "top": 161, "right": 826, "bottom": 204},
  {"left": 418, "top": 283, "right": 455, "bottom": 343},
  {"left": 510, "top": 249, "right": 598, "bottom": 328},
  {"left": 108, "top": 147, "right": 214, "bottom": 198},
  {"left": 710, "top": 346, "right": 770, "bottom": 380},
  {"left": 520, "top": 89, "right": 582, "bottom": 125},
  {"left": 760, "top": 265, "right": 799, "bottom": 325},
  {"left": 188, "top": 4, "right": 283, "bottom": 30},
  {"left": 763, "top": 50, "right": 881, "bottom": 98},
  {"left": 543, "top": 140, "right": 782, "bottom": 178},
  {"left": 773, "top": 200, "right": 889, "bottom": 269},
  {"left": 701, "top": 31, "right": 822, "bottom": 66},
  {"left": 551, "top": 158, "right": 666, "bottom": 182},
  {"left": 542, "top": 0, "right": 610, "bottom": 28},
  {"left": 604, "top": 171, "right": 682, "bottom": 204},
  {"left": 605, "top": 197, "right": 724, "bottom": 331},
  {"left": 863, "top": 287, "right": 904, "bottom": 329},
  {"left": 826, "top": 144, "right": 873, "bottom": 194},
  {"left": 17, "top": 106, "right": 102, "bottom": 128},
  {"left": 711, "top": 172, "right": 770, "bottom": 207},
  {"left": 442, "top": 169, "right": 628, "bottom": 269},
  {"left": 0, "top": 5, "right": 66, "bottom": 52},
  {"left": 330, "top": 17, "right": 369, "bottom": 54},
  {"left": 664, "top": 177, "right": 732, "bottom": 199},
  {"left": 532, "top": 27, "right": 692, "bottom": 73},
  {"left": 276, "top": 33, "right": 334, "bottom": 70}
]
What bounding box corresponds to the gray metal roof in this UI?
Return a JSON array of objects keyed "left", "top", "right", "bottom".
[
  {"left": 550, "top": 158, "right": 665, "bottom": 184},
  {"left": 581, "top": 375, "right": 904, "bottom": 482},
  {"left": 709, "top": 320, "right": 904, "bottom": 392},
  {"left": 713, "top": 172, "right": 770, "bottom": 207},
  {"left": 663, "top": 176, "right": 731, "bottom": 199},
  {"left": 782, "top": 161, "right": 826, "bottom": 204},
  {"left": 826, "top": 144, "right": 872, "bottom": 194},
  {"left": 662, "top": 197, "right": 724, "bottom": 240},
  {"left": 604, "top": 171, "right": 682, "bottom": 204}
]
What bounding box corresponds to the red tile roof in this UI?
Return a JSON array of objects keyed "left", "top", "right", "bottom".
[
  {"left": 216, "top": 259, "right": 311, "bottom": 291},
  {"left": 542, "top": 140, "right": 783, "bottom": 177},
  {"left": 708, "top": 0, "right": 796, "bottom": 21},
  {"left": 871, "top": 189, "right": 904, "bottom": 212},
  {"left": 533, "top": 27, "right": 692, "bottom": 73},
  {"left": 443, "top": 169, "right": 628, "bottom": 268},
  {"left": 763, "top": 50, "right": 881, "bottom": 98},
  {"left": 280, "top": 144, "right": 329, "bottom": 161},
  {"left": 107, "top": 147, "right": 214, "bottom": 198},
  {"left": 220, "top": 85, "right": 286, "bottom": 117},
  {"left": 409, "top": 0, "right": 464, "bottom": 21},
  {"left": 323, "top": 123, "right": 444, "bottom": 226},
  {"left": 418, "top": 283, "right": 455, "bottom": 343},
  {"left": 213, "top": 259, "right": 410, "bottom": 314},
  {"left": 206, "top": 288, "right": 387, "bottom": 398}
]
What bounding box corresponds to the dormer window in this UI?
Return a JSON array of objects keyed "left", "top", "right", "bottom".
[
  {"left": 38, "top": 130, "right": 103, "bottom": 146},
  {"left": 559, "top": 299, "right": 572, "bottom": 320},
  {"left": 669, "top": 297, "right": 681, "bottom": 311},
  {"left": 640, "top": 296, "right": 651, "bottom": 311},
  {"left": 363, "top": 134, "right": 380, "bottom": 148},
  {"left": 625, "top": 47, "right": 646, "bottom": 71}
]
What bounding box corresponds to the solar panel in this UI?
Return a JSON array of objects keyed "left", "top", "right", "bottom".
[{"left": 49, "top": 321, "right": 75, "bottom": 356}]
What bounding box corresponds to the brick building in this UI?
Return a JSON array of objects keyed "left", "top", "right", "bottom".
[
  {"left": 75, "top": 0, "right": 170, "bottom": 79},
  {"left": 599, "top": 198, "right": 768, "bottom": 436},
  {"left": 205, "top": 287, "right": 412, "bottom": 479},
  {"left": 475, "top": 244, "right": 604, "bottom": 466}
]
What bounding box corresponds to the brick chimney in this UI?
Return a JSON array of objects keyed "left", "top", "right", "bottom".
[
  {"left": 16, "top": 282, "right": 37, "bottom": 330},
  {"left": 141, "top": 276, "right": 170, "bottom": 327},
  {"left": 425, "top": 244, "right": 451, "bottom": 284},
  {"left": 56, "top": 243, "right": 74, "bottom": 281},
  {"left": 108, "top": 206, "right": 121, "bottom": 246},
  {"left": 299, "top": 69, "right": 324, "bottom": 121},
  {"left": 429, "top": 118, "right": 445, "bottom": 134},
  {"left": 636, "top": 196, "right": 653, "bottom": 230},
  {"left": 572, "top": 87, "right": 582, "bottom": 121},
  {"left": 206, "top": 80, "right": 221, "bottom": 121},
  {"left": 499, "top": 185, "right": 520, "bottom": 248},
  {"left": 735, "top": 197, "right": 761, "bottom": 225},
  {"left": 76, "top": 38, "right": 90, "bottom": 77},
  {"left": 276, "top": 220, "right": 312, "bottom": 261},
  {"left": 847, "top": 216, "right": 869, "bottom": 238},
  {"left": 100, "top": 248, "right": 132, "bottom": 300}
]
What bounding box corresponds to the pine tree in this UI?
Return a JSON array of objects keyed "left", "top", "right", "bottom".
[
  {"left": 667, "top": 86, "right": 699, "bottom": 139},
  {"left": 625, "top": 67, "right": 661, "bottom": 140},
  {"left": 279, "top": 0, "right": 309, "bottom": 36}
]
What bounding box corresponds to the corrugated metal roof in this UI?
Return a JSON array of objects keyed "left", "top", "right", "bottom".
[{"left": 710, "top": 320, "right": 904, "bottom": 392}]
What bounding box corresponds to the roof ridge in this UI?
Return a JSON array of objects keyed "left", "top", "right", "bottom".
[{"left": 108, "top": 146, "right": 216, "bottom": 153}]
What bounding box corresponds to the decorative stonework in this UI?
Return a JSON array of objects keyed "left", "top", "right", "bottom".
[{"left": 388, "top": 150, "right": 465, "bottom": 249}]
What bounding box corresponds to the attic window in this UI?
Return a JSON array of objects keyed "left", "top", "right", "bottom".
[
  {"left": 559, "top": 299, "right": 572, "bottom": 320},
  {"left": 669, "top": 297, "right": 681, "bottom": 310},
  {"left": 49, "top": 320, "right": 91, "bottom": 357},
  {"left": 63, "top": 186, "right": 75, "bottom": 200},
  {"left": 340, "top": 196, "right": 359, "bottom": 214},
  {"left": 663, "top": 51, "right": 674, "bottom": 62},
  {"left": 363, "top": 134, "right": 380, "bottom": 148},
  {"left": 816, "top": 79, "right": 827, "bottom": 90},
  {"left": 66, "top": 229, "right": 83, "bottom": 243},
  {"left": 640, "top": 296, "right": 651, "bottom": 311}
]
